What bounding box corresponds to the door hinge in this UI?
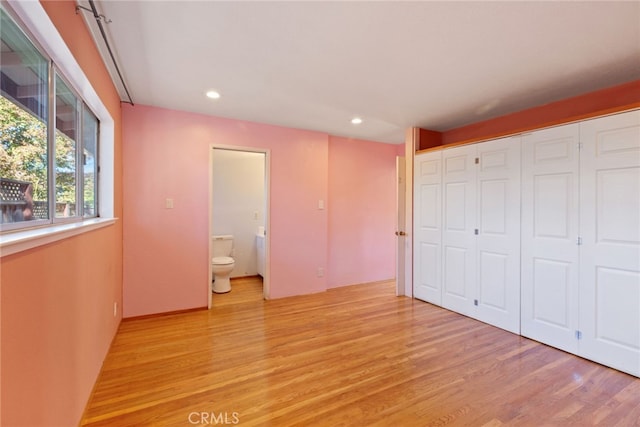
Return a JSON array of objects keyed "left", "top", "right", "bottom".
[
  {"left": 575, "top": 330, "right": 582, "bottom": 340},
  {"left": 577, "top": 142, "right": 583, "bottom": 150},
  {"left": 475, "top": 157, "right": 479, "bottom": 165},
  {"left": 474, "top": 228, "right": 479, "bottom": 235},
  {"left": 576, "top": 236, "right": 583, "bottom": 245},
  {"left": 474, "top": 299, "right": 478, "bottom": 306}
]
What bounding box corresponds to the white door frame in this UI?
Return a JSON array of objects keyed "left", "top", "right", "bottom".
[{"left": 208, "top": 144, "right": 271, "bottom": 308}]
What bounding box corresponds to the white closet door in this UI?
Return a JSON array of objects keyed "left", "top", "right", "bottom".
[
  {"left": 414, "top": 151, "right": 442, "bottom": 305},
  {"left": 579, "top": 111, "right": 640, "bottom": 377},
  {"left": 521, "top": 124, "right": 580, "bottom": 354},
  {"left": 442, "top": 145, "right": 477, "bottom": 316},
  {"left": 475, "top": 137, "right": 521, "bottom": 334}
]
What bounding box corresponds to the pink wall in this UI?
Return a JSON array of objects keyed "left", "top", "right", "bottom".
[
  {"left": 1, "top": 2, "right": 123, "bottom": 425},
  {"left": 122, "top": 104, "right": 399, "bottom": 317},
  {"left": 2, "top": 229, "right": 122, "bottom": 426},
  {"left": 123, "top": 104, "right": 331, "bottom": 316},
  {"left": 327, "top": 136, "right": 399, "bottom": 287}
]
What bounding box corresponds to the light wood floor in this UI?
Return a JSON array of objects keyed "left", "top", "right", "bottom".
[{"left": 82, "top": 278, "right": 640, "bottom": 426}]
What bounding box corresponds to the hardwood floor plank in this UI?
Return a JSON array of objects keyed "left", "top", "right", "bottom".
[{"left": 82, "top": 279, "right": 639, "bottom": 426}]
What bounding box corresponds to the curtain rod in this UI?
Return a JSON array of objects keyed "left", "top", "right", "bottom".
[{"left": 76, "top": 1, "right": 134, "bottom": 106}]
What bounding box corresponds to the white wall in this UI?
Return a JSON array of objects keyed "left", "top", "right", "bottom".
[{"left": 212, "top": 149, "right": 265, "bottom": 277}]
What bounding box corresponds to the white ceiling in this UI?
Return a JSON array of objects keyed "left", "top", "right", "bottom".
[{"left": 80, "top": 1, "right": 640, "bottom": 144}]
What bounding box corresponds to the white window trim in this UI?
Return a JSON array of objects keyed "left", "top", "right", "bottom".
[
  {"left": 1, "top": 0, "right": 117, "bottom": 257},
  {"left": 0, "top": 218, "right": 116, "bottom": 257}
]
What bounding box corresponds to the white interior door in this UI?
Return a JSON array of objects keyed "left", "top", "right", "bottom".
[
  {"left": 521, "top": 124, "right": 581, "bottom": 354},
  {"left": 442, "top": 145, "right": 476, "bottom": 316},
  {"left": 475, "top": 137, "right": 521, "bottom": 334},
  {"left": 396, "top": 156, "right": 406, "bottom": 296},
  {"left": 579, "top": 111, "right": 640, "bottom": 377},
  {"left": 413, "top": 151, "right": 442, "bottom": 304}
]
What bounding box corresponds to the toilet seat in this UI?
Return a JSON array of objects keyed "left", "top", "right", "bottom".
[{"left": 212, "top": 256, "right": 234, "bottom": 265}]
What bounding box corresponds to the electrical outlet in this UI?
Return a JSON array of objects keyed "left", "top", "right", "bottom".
[
  {"left": 165, "top": 198, "right": 174, "bottom": 209},
  {"left": 317, "top": 267, "right": 324, "bottom": 278},
  {"left": 113, "top": 302, "right": 118, "bottom": 317}
]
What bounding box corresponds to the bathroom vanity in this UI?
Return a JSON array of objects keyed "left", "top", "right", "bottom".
[{"left": 256, "top": 233, "right": 265, "bottom": 277}]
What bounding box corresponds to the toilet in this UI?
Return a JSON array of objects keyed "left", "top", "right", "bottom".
[{"left": 211, "top": 235, "right": 235, "bottom": 293}]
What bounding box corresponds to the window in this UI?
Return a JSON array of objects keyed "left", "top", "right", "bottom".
[
  {"left": 0, "top": 6, "right": 48, "bottom": 225},
  {"left": 0, "top": 6, "right": 99, "bottom": 230},
  {"left": 82, "top": 105, "right": 98, "bottom": 217}
]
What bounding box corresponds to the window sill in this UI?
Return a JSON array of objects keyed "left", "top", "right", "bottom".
[{"left": 0, "top": 217, "right": 118, "bottom": 258}]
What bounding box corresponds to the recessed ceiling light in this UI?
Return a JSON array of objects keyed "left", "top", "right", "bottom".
[
  {"left": 206, "top": 90, "right": 221, "bottom": 99},
  {"left": 351, "top": 117, "right": 363, "bottom": 125}
]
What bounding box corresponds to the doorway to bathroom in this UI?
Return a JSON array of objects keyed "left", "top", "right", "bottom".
[{"left": 209, "top": 146, "right": 269, "bottom": 308}]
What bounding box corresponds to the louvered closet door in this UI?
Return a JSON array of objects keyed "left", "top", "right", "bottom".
[
  {"left": 475, "top": 137, "right": 521, "bottom": 334},
  {"left": 414, "top": 151, "right": 443, "bottom": 305},
  {"left": 579, "top": 111, "right": 640, "bottom": 377},
  {"left": 521, "top": 124, "right": 580, "bottom": 354},
  {"left": 442, "top": 145, "right": 476, "bottom": 316}
]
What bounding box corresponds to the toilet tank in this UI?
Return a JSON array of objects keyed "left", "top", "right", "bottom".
[{"left": 212, "top": 235, "right": 234, "bottom": 257}]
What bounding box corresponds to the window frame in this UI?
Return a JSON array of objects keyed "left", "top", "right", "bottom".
[
  {"left": 51, "top": 68, "right": 92, "bottom": 224},
  {"left": 81, "top": 102, "right": 100, "bottom": 219},
  {"left": 0, "top": 5, "right": 51, "bottom": 232},
  {"left": 1, "top": 6, "right": 103, "bottom": 229},
  {"left": 0, "top": 0, "right": 116, "bottom": 256},
  {"left": 53, "top": 71, "right": 78, "bottom": 222}
]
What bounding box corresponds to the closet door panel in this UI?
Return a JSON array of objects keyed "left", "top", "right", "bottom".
[
  {"left": 476, "top": 137, "right": 521, "bottom": 333},
  {"left": 444, "top": 246, "right": 469, "bottom": 297},
  {"left": 579, "top": 111, "right": 640, "bottom": 377},
  {"left": 531, "top": 258, "right": 572, "bottom": 327},
  {"left": 534, "top": 173, "right": 573, "bottom": 238},
  {"left": 414, "top": 151, "right": 442, "bottom": 304},
  {"left": 442, "top": 145, "right": 476, "bottom": 315},
  {"left": 478, "top": 251, "right": 508, "bottom": 309},
  {"left": 521, "top": 124, "right": 580, "bottom": 353}
]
